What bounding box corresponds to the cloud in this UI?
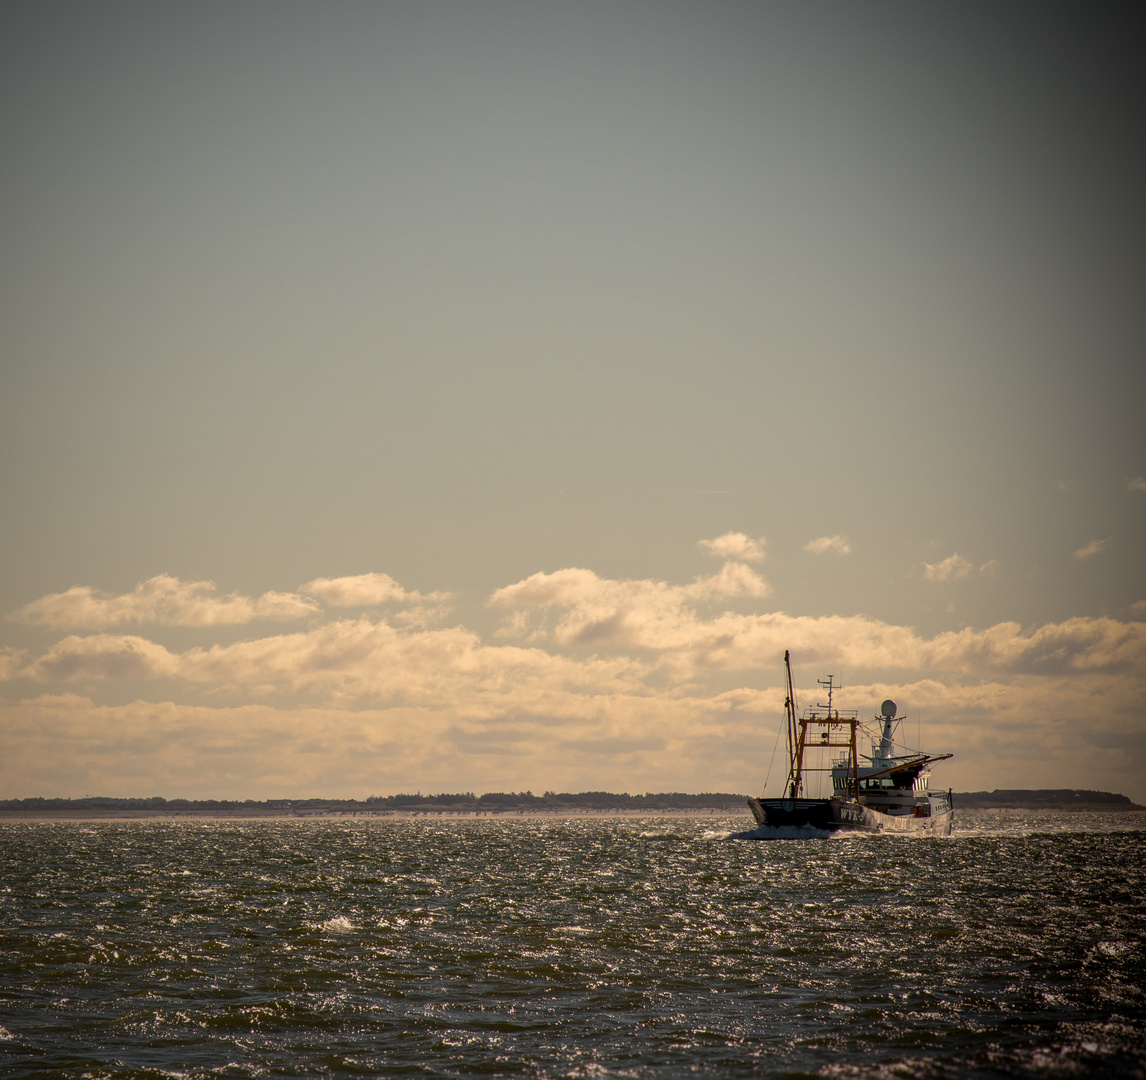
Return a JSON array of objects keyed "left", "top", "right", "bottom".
[
  {"left": 697, "top": 532, "right": 765, "bottom": 562},
  {"left": 918, "top": 617, "right": 1146, "bottom": 675},
  {"left": 25, "top": 635, "right": 180, "bottom": 682},
  {"left": 1073, "top": 538, "right": 1110, "bottom": 561},
  {"left": 978, "top": 560, "right": 1000, "bottom": 577},
  {"left": 688, "top": 561, "right": 772, "bottom": 600},
  {"left": 14, "top": 618, "right": 651, "bottom": 715},
  {"left": 0, "top": 687, "right": 782, "bottom": 800},
  {"left": 10, "top": 575, "right": 318, "bottom": 630},
  {"left": 17, "top": 610, "right": 1144, "bottom": 696},
  {"left": 1, "top": 669, "right": 1142, "bottom": 803},
  {"left": 301, "top": 573, "right": 448, "bottom": 608},
  {"left": 9, "top": 571, "right": 451, "bottom": 632},
  {"left": 923, "top": 554, "right": 972, "bottom": 582},
  {"left": 5, "top": 548, "right": 1146, "bottom": 802},
  {"left": 0, "top": 647, "right": 27, "bottom": 681},
  {"left": 490, "top": 566, "right": 1146, "bottom": 677},
  {"left": 490, "top": 562, "right": 771, "bottom": 653},
  {"left": 804, "top": 534, "right": 851, "bottom": 555},
  {"left": 1129, "top": 477, "right": 1146, "bottom": 493},
  {"left": 1130, "top": 600, "right": 1146, "bottom": 619},
  {"left": 10, "top": 562, "right": 1145, "bottom": 707}
]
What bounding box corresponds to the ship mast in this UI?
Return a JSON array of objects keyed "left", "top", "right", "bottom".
[{"left": 783, "top": 650, "right": 800, "bottom": 797}]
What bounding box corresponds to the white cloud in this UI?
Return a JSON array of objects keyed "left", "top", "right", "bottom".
[
  {"left": 491, "top": 564, "right": 1146, "bottom": 677},
  {"left": 804, "top": 534, "right": 851, "bottom": 555},
  {"left": 687, "top": 561, "right": 772, "bottom": 600},
  {"left": 4, "top": 547, "right": 1145, "bottom": 802},
  {"left": 9, "top": 571, "right": 451, "bottom": 632},
  {"left": 1129, "top": 477, "right": 1146, "bottom": 493},
  {"left": 0, "top": 687, "right": 780, "bottom": 800},
  {"left": 919, "top": 617, "right": 1146, "bottom": 675},
  {"left": 17, "top": 609, "right": 1144, "bottom": 696},
  {"left": 1, "top": 669, "right": 1141, "bottom": 803},
  {"left": 10, "top": 575, "right": 318, "bottom": 630},
  {"left": 697, "top": 532, "right": 766, "bottom": 562},
  {"left": 301, "top": 573, "right": 448, "bottom": 607},
  {"left": 923, "top": 554, "right": 972, "bottom": 582},
  {"left": 978, "top": 560, "right": 1000, "bottom": 577},
  {"left": 11, "top": 564, "right": 1145, "bottom": 706},
  {"left": 25, "top": 634, "right": 180, "bottom": 682},
  {"left": 15, "top": 618, "right": 651, "bottom": 713},
  {"left": 490, "top": 563, "right": 771, "bottom": 653},
  {"left": 1073, "top": 538, "right": 1110, "bottom": 561}
]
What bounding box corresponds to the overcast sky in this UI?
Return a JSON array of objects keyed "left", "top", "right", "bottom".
[{"left": 2, "top": 1, "right": 1143, "bottom": 803}]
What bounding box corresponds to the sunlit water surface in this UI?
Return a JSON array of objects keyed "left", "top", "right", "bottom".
[{"left": 1, "top": 813, "right": 1143, "bottom": 1078}]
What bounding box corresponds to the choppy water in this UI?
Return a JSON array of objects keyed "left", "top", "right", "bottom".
[{"left": 1, "top": 813, "right": 1143, "bottom": 1079}]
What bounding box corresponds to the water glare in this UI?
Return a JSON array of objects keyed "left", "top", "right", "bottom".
[{"left": 0, "top": 813, "right": 1142, "bottom": 1077}]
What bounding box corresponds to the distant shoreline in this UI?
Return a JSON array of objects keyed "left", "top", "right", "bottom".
[
  {"left": 0, "top": 807, "right": 741, "bottom": 822},
  {"left": 1, "top": 789, "right": 1141, "bottom": 821}
]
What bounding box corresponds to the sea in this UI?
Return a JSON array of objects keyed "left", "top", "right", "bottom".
[{"left": 0, "top": 812, "right": 1143, "bottom": 1079}]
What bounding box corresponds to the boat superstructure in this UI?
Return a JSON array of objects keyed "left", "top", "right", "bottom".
[{"left": 747, "top": 651, "right": 953, "bottom": 835}]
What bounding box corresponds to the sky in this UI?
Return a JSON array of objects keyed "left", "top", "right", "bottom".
[{"left": 1, "top": 1, "right": 1144, "bottom": 803}]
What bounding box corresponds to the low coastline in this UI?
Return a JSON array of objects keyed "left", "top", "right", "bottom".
[
  {"left": 2, "top": 788, "right": 1141, "bottom": 821},
  {"left": 0, "top": 807, "right": 741, "bottom": 822}
]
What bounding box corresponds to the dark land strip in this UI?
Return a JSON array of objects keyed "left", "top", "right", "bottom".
[{"left": 0, "top": 789, "right": 1141, "bottom": 819}]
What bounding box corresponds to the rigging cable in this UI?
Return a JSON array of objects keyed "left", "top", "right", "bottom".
[{"left": 761, "top": 710, "right": 785, "bottom": 795}]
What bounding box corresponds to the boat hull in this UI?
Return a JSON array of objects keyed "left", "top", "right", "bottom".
[{"left": 747, "top": 796, "right": 953, "bottom": 836}]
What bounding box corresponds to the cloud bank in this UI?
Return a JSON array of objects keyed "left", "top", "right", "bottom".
[
  {"left": 13, "top": 605, "right": 1145, "bottom": 699},
  {"left": 10, "top": 575, "right": 318, "bottom": 630},
  {"left": 11, "top": 572, "right": 447, "bottom": 631},
  {"left": 3, "top": 548, "right": 1143, "bottom": 801}
]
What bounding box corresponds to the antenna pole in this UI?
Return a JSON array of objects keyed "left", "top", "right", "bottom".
[{"left": 817, "top": 675, "right": 837, "bottom": 716}]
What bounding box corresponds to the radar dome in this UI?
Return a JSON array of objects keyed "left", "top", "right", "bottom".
[{"left": 880, "top": 699, "right": 897, "bottom": 719}]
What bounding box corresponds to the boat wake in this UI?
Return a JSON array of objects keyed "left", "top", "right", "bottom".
[{"left": 726, "top": 823, "right": 840, "bottom": 841}]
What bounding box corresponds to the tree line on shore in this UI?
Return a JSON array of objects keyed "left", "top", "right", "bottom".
[
  {"left": 0, "top": 791, "right": 746, "bottom": 813},
  {"left": 0, "top": 789, "right": 1139, "bottom": 813},
  {"left": 951, "top": 789, "right": 1139, "bottom": 809}
]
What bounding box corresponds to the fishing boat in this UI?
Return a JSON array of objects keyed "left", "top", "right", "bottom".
[{"left": 747, "top": 651, "right": 953, "bottom": 835}]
